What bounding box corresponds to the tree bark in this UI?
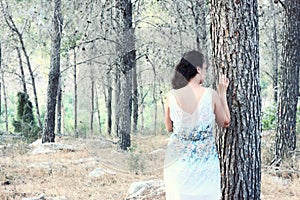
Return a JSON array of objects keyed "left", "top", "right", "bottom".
[
  {"left": 0, "top": 42, "right": 8, "bottom": 133},
  {"left": 16, "top": 47, "right": 27, "bottom": 94},
  {"left": 118, "top": 0, "right": 135, "bottom": 150},
  {"left": 106, "top": 71, "right": 112, "bottom": 135},
  {"left": 90, "top": 73, "right": 95, "bottom": 135},
  {"left": 211, "top": 1, "right": 261, "bottom": 199},
  {"left": 73, "top": 48, "right": 78, "bottom": 137},
  {"left": 0, "top": 42, "right": 1, "bottom": 119},
  {"left": 42, "top": 0, "right": 62, "bottom": 143},
  {"left": 132, "top": 59, "right": 138, "bottom": 133},
  {"left": 95, "top": 87, "right": 102, "bottom": 134},
  {"left": 270, "top": 0, "right": 279, "bottom": 103},
  {"left": 1, "top": 67, "right": 8, "bottom": 133},
  {"left": 274, "top": 1, "right": 300, "bottom": 164},
  {"left": 56, "top": 76, "right": 62, "bottom": 135}
]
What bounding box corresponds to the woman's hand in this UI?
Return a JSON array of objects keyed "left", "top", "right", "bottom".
[{"left": 217, "top": 73, "right": 229, "bottom": 96}]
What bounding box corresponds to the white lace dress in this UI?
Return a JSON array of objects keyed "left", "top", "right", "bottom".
[{"left": 164, "top": 88, "right": 221, "bottom": 200}]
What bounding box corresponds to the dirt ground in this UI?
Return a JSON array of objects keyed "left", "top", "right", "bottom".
[{"left": 0, "top": 134, "right": 299, "bottom": 200}]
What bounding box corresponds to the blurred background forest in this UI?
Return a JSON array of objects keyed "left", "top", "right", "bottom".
[{"left": 0, "top": 0, "right": 297, "bottom": 140}]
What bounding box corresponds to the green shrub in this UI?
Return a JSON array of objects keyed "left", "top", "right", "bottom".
[
  {"left": 262, "top": 102, "right": 277, "bottom": 131},
  {"left": 12, "top": 92, "right": 40, "bottom": 142}
]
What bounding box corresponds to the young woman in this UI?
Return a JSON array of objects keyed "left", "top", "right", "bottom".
[{"left": 164, "top": 50, "right": 230, "bottom": 200}]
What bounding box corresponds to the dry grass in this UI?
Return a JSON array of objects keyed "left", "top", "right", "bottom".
[{"left": 0, "top": 132, "right": 299, "bottom": 200}]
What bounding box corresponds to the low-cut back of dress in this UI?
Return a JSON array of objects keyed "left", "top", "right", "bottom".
[{"left": 164, "top": 88, "right": 221, "bottom": 200}]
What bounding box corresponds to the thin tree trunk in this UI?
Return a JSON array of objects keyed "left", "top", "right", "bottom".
[
  {"left": 95, "top": 88, "right": 102, "bottom": 134},
  {"left": 106, "top": 72, "right": 112, "bottom": 135},
  {"left": 211, "top": 0, "right": 261, "bottom": 199},
  {"left": 1, "top": 68, "right": 8, "bottom": 133},
  {"left": 114, "top": 65, "right": 120, "bottom": 137},
  {"left": 274, "top": 1, "right": 300, "bottom": 165},
  {"left": 132, "top": 60, "right": 138, "bottom": 133},
  {"left": 270, "top": 0, "right": 279, "bottom": 103},
  {"left": 90, "top": 75, "right": 95, "bottom": 135},
  {"left": 0, "top": 42, "right": 1, "bottom": 119},
  {"left": 139, "top": 76, "right": 144, "bottom": 134},
  {"left": 0, "top": 42, "right": 8, "bottom": 133},
  {"left": 73, "top": 48, "right": 78, "bottom": 137},
  {"left": 56, "top": 75, "right": 62, "bottom": 135},
  {"left": 42, "top": 0, "right": 62, "bottom": 143},
  {"left": 16, "top": 47, "right": 27, "bottom": 94},
  {"left": 152, "top": 71, "right": 157, "bottom": 134}
]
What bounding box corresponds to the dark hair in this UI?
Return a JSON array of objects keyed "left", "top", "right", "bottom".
[{"left": 171, "top": 50, "right": 205, "bottom": 89}]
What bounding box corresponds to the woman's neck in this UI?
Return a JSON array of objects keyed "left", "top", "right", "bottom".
[{"left": 187, "top": 78, "right": 201, "bottom": 88}]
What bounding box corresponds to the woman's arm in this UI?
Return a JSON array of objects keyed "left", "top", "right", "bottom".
[
  {"left": 213, "top": 74, "right": 231, "bottom": 128},
  {"left": 164, "top": 94, "right": 173, "bottom": 132}
]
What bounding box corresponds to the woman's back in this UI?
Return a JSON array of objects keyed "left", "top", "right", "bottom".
[{"left": 168, "top": 86, "right": 214, "bottom": 130}]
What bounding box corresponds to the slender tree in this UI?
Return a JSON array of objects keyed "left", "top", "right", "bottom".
[
  {"left": 56, "top": 76, "right": 62, "bottom": 135},
  {"left": 274, "top": 0, "right": 300, "bottom": 164},
  {"left": 0, "top": 42, "right": 1, "bottom": 119},
  {"left": 73, "top": 47, "right": 78, "bottom": 137},
  {"left": 16, "top": 47, "right": 27, "bottom": 94},
  {"left": 211, "top": 0, "right": 261, "bottom": 199},
  {"left": 42, "top": 0, "right": 63, "bottom": 143},
  {"left": 270, "top": 0, "right": 279, "bottom": 103},
  {"left": 0, "top": 42, "right": 8, "bottom": 133}
]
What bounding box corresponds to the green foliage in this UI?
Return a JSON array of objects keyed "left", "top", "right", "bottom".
[
  {"left": 12, "top": 92, "right": 40, "bottom": 142},
  {"left": 262, "top": 102, "right": 277, "bottom": 131}
]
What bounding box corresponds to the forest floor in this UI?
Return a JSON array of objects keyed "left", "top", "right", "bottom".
[{"left": 0, "top": 132, "right": 299, "bottom": 200}]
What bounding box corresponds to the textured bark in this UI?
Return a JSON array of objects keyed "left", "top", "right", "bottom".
[
  {"left": 118, "top": 0, "right": 135, "bottom": 150},
  {"left": 114, "top": 63, "right": 121, "bottom": 137},
  {"left": 270, "top": 0, "right": 279, "bottom": 103},
  {"left": 132, "top": 61, "right": 138, "bottom": 133},
  {"left": 56, "top": 76, "right": 62, "bottom": 135},
  {"left": 42, "top": 0, "right": 62, "bottom": 143},
  {"left": 16, "top": 47, "right": 27, "bottom": 94},
  {"left": 211, "top": 1, "right": 261, "bottom": 199},
  {"left": 106, "top": 72, "right": 112, "bottom": 135},
  {"left": 274, "top": 1, "right": 300, "bottom": 164}
]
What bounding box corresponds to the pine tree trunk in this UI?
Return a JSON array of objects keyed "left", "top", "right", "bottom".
[
  {"left": 1, "top": 69, "right": 8, "bottom": 133},
  {"left": 56, "top": 76, "right": 62, "bottom": 135},
  {"left": 211, "top": 1, "right": 261, "bottom": 199},
  {"left": 132, "top": 61, "right": 138, "bottom": 133},
  {"left": 95, "top": 88, "right": 102, "bottom": 134},
  {"left": 274, "top": 1, "right": 300, "bottom": 164},
  {"left": 106, "top": 72, "right": 112, "bottom": 135},
  {"left": 118, "top": 0, "right": 135, "bottom": 150},
  {"left": 90, "top": 76, "right": 95, "bottom": 135},
  {"left": 114, "top": 65, "right": 120, "bottom": 137},
  {"left": 270, "top": 0, "right": 279, "bottom": 103},
  {"left": 0, "top": 42, "right": 8, "bottom": 133},
  {"left": 0, "top": 42, "right": 1, "bottom": 119},
  {"left": 42, "top": 0, "right": 62, "bottom": 143},
  {"left": 16, "top": 47, "right": 27, "bottom": 94},
  {"left": 73, "top": 48, "right": 78, "bottom": 137}
]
